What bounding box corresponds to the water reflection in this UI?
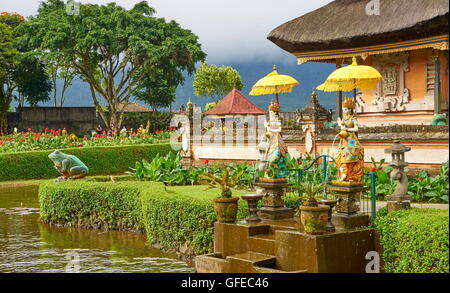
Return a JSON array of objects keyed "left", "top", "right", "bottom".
[{"left": 0, "top": 184, "right": 194, "bottom": 273}]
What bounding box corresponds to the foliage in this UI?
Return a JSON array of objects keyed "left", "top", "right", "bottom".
[
  {"left": 375, "top": 208, "right": 449, "bottom": 273},
  {"left": 200, "top": 166, "right": 245, "bottom": 198},
  {"left": 134, "top": 70, "right": 177, "bottom": 111},
  {"left": 299, "top": 182, "right": 325, "bottom": 206},
  {"left": 204, "top": 101, "right": 218, "bottom": 111},
  {"left": 0, "top": 143, "right": 172, "bottom": 181},
  {"left": 367, "top": 158, "right": 448, "bottom": 203},
  {"left": 1, "top": 12, "right": 53, "bottom": 133},
  {"left": 406, "top": 162, "right": 449, "bottom": 203},
  {"left": 128, "top": 151, "right": 260, "bottom": 190},
  {"left": 41, "top": 50, "right": 77, "bottom": 107},
  {"left": 193, "top": 62, "right": 243, "bottom": 102},
  {"left": 39, "top": 181, "right": 145, "bottom": 230},
  {"left": 0, "top": 14, "right": 19, "bottom": 133},
  {"left": 20, "top": 0, "right": 206, "bottom": 131},
  {"left": 122, "top": 111, "right": 174, "bottom": 132},
  {"left": 12, "top": 51, "right": 53, "bottom": 107},
  {"left": 39, "top": 181, "right": 247, "bottom": 255}
]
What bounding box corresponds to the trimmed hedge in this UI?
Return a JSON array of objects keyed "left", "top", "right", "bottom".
[
  {"left": 376, "top": 207, "right": 449, "bottom": 273},
  {"left": 0, "top": 144, "right": 172, "bottom": 181},
  {"left": 39, "top": 181, "right": 247, "bottom": 255}
]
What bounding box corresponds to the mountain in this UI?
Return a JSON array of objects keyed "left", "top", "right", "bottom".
[{"left": 14, "top": 60, "right": 337, "bottom": 113}]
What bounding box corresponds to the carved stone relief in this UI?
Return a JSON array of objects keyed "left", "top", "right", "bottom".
[{"left": 372, "top": 52, "right": 410, "bottom": 112}]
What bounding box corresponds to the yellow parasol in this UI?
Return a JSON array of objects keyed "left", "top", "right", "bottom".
[
  {"left": 317, "top": 57, "right": 382, "bottom": 97},
  {"left": 249, "top": 65, "right": 299, "bottom": 104}
]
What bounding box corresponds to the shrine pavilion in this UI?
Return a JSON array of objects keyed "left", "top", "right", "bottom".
[
  {"left": 203, "top": 87, "right": 268, "bottom": 120},
  {"left": 268, "top": 0, "right": 449, "bottom": 126}
]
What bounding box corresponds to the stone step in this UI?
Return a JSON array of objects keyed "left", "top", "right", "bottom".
[
  {"left": 253, "top": 266, "right": 308, "bottom": 273},
  {"left": 247, "top": 224, "right": 271, "bottom": 236},
  {"left": 248, "top": 233, "right": 276, "bottom": 255},
  {"left": 226, "top": 251, "right": 276, "bottom": 268}
]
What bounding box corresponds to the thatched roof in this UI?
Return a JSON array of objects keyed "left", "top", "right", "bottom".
[
  {"left": 203, "top": 88, "right": 268, "bottom": 116},
  {"left": 268, "top": 0, "right": 449, "bottom": 54}
]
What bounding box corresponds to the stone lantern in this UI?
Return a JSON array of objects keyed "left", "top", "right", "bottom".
[{"left": 384, "top": 140, "right": 412, "bottom": 212}]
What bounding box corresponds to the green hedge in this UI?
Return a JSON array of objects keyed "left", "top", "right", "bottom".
[
  {"left": 39, "top": 181, "right": 247, "bottom": 255},
  {"left": 376, "top": 207, "right": 449, "bottom": 273},
  {"left": 0, "top": 144, "right": 172, "bottom": 181}
]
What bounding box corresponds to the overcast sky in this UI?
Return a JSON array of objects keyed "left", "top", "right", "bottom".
[{"left": 1, "top": 0, "right": 333, "bottom": 64}]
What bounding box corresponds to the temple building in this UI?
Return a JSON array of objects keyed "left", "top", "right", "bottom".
[
  {"left": 268, "top": 0, "right": 449, "bottom": 126},
  {"left": 203, "top": 87, "right": 268, "bottom": 117}
]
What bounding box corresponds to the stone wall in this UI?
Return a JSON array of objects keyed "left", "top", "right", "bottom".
[
  {"left": 189, "top": 125, "right": 449, "bottom": 172},
  {"left": 7, "top": 107, "right": 103, "bottom": 134}
]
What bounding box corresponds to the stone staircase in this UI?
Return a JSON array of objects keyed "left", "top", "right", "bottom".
[
  {"left": 196, "top": 221, "right": 307, "bottom": 273},
  {"left": 195, "top": 219, "right": 378, "bottom": 273}
]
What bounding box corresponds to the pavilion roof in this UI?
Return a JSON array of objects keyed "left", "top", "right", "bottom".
[
  {"left": 268, "top": 0, "right": 449, "bottom": 59},
  {"left": 203, "top": 88, "right": 268, "bottom": 116}
]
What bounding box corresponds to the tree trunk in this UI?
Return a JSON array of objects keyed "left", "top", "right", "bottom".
[
  {"left": 0, "top": 92, "right": 11, "bottom": 134},
  {"left": 0, "top": 111, "right": 7, "bottom": 135}
]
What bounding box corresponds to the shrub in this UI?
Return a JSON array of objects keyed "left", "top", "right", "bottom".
[
  {"left": 375, "top": 208, "right": 449, "bottom": 273},
  {"left": 39, "top": 181, "right": 248, "bottom": 255},
  {"left": 39, "top": 181, "right": 145, "bottom": 230},
  {"left": 0, "top": 144, "right": 172, "bottom": 181}
]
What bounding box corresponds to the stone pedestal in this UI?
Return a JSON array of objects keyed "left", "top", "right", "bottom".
[
  {"left": 328, "top": 184, "right": 369, "bottom": 230},
  {"left": 241, "top": 194, "right": 263, "bottom": 222},
  {"left": 255, "top": 180, "right": 294, "bottom": 220},
  {"left": 386, "top": 195, "right": 411, "bottom": 212},
  {"left": 320, "top": 199, "right": 337, "bottom": 232}
]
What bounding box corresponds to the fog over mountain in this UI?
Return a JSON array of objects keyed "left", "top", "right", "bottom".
[{"left": 6, "top": 0, "right": 337, "bottom": 111}]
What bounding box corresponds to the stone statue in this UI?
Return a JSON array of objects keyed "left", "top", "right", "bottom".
[
  {"left": 385, "top": 140, "right": 412, "bottom": 211},
  {"left": 261, "top": 101, "right": 288, "bottom": 179},
  {"left": 48, "top": 150, "right": 89, "bottom": 181},
  {"left": 334, "top": 97, "right": 364, "bottom": 184}
]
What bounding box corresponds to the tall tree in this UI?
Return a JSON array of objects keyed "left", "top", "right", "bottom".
[
  {"left": 14, "top": 52, "right": 53, "bottom": 107},
  {"left": 193, "top": 62, "right": 244, "bottom": 102},
  {"left": 42, "top": 51, "right": 76, "bottom": 107},
  {"left": 21, "top": 0, "right": 206, "bottom": 131},
  {"left": 0, "top": 12, "right": 53, "bottom": 133},
  {"left": 0, "top": 21, "right": 17, "bottom": 133}
]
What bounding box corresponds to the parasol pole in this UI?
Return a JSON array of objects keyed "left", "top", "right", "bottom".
[
  {"left": 336, "top": 60, "right": 343, "bottom": 119},
  {"left": 276, "top": 93, "right": 279, "bottom": 104}
]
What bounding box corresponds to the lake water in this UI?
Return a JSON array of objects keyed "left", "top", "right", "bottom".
[{"left": 0, "top": 184, "right": 195, "bottom": 273}]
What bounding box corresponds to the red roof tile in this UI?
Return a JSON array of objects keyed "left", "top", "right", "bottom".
[{"left": 203, "top": 88, "right": 268, "bottom": 115}]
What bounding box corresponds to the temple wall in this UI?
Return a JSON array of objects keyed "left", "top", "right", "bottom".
[
  {"left": 189, "top": 126, "right": 449, "bottom": 173},
  {"left": 356, "top": 49, "right": 449, "bottom": 126}
]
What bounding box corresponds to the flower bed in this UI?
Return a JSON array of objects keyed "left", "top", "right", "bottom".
[{"left": 0, "top": 128, "right": 172, "bottom": 153}]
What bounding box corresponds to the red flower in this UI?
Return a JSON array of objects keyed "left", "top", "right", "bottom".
[
  {"left": 371, "top": 167, "right": 377, "bottom": 172},
  {"left": 204, "top": 159, "right": 209, "bottom": 165}
]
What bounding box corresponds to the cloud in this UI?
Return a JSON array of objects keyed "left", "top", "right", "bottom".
[{"left": 3, "top": 0, "right": 332, "bottom": 63}]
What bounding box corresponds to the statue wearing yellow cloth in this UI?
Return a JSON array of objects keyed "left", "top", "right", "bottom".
[{"left": 333, "top": 97, "right": 364, "bottom": 184}]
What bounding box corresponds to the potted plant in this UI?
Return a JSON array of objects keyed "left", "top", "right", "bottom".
[
  {"left": 299, "top": 182, "right": 330, "bottom": 235},
  {"left": 201, "top": 166, "right": 244, "bottom": 223}
]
